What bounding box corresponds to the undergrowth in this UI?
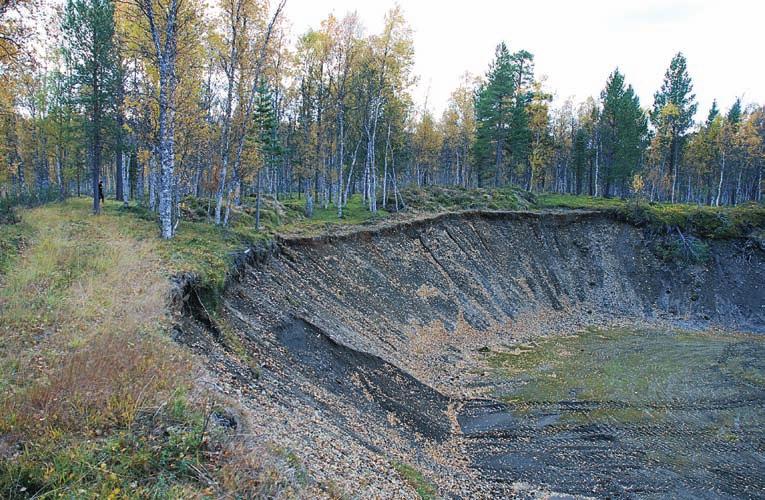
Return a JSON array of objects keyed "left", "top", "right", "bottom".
[
  {"left": 0, "top": 392, "right": 213, "bottom": 498},
  {"left": 0, "top": 198, "right": 312, "bottom": 497}
]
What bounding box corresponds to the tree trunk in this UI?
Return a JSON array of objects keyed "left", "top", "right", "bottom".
[
  {"left": 122, "top": 152, "right": 130, "bottom": 206},
  {"left": 157, "top": 58, "right": 176, "bottom": 237},
  {"left": 56, "top": 149, "right": 64, "bottom": 200},
  {"left": 670, "top": 137, "right": 678, "bottom": 203},
  {"left": 593, "top": 142, "right": 599, "bottom": 197},
  {"left": 382, "top": 123, "right": 390, "bottom": 209},
  {"left": 255, "top": 169, "right": 262, "bottom": 230},
  {"left": 214, "top": 48, "right": 236, "bottom": 225},
  {"left": 92, "top": 69, "right": 101, "bottom": 214},
  {"left": 116, "top": 153, "right": 124, "bottom": 201},
  {"left": 149, "top": 152, "right": 157, "bottom": 212},
  {"left": 716, "top": 151, "right": 725, "bottom": 207},
  {"left": 337, "top": 106, "right": 344, "bottom": 218}
]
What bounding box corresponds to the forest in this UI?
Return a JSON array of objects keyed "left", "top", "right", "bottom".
[{"left": 0, "top": 0, "right": 763, "bottom": 239}]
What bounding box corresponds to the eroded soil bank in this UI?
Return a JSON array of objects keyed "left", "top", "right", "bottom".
[{"left": 177, "top": 210, "right": 765, "bottom": 498}]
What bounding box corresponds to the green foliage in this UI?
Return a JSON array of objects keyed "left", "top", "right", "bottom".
[
  {"left": 61, "top": 0, "right": 118, "bottom": 129},
  {"left": 726, "top": 97, "right": 742, "bottom": 125},
  {"left": 535, "top": 193, "right": 625, "bottom": 210},
  {"left": 706, "top": 99, "right": 719, "bottom": 126},
  {"left": 0, "top": 393, "right": 211, "bottom": 499},
  {"left": 392, "top": 461, "right": 437, "bottom": 500},
  {"left": 651, "top": 52, "right": 697, "bottom": 134},
  {"left": 652, "top": 232, "right": 709, "bottom": 264},
  {"left": 473, "top": 42, "right": 516, "bottom": 186},
  {"left": 276, "top": 193, "right": 388, "bottom": 231},
  {"left": 599, "top": 69, "right": 648, "bottom": 194},
  {"left": 536, "top": 194, "right": 765, "bottom": 240}
]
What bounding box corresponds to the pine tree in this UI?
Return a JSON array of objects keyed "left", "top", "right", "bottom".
[
  {"left": 727, "top": 97, "right": 741, "bottom": 125},
  {"left": 61, "top": 0, "right": 117, "bottom": 214},
  {"left": 473, "top": 43, "right": 515, "bottom": 187},
  {"left": 508, "top": 49, "right": 535, "bottom": 186}
]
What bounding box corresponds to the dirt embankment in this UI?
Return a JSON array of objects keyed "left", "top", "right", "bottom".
[{"left": 176, "top": 210, "right": 765, "bottom": 497}]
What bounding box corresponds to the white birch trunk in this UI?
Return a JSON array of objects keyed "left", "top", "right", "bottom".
[
  {"left": 716, "top": 151, "right": 725, "bottom": 207},
  {"left": 594, "top": 134, "right": 600, "bottom": 197},
  {"left": 141, "top": 0, "right": 179, "bottom": 238},
  {"left": 136, "top": 158, "right": 144, "bottom": 205},
  {"left": 55, "top": 149, "right": 63, "bottom": 199},
  {"left": 382, "top": 123, "right": 390, "bottom": 209},
  {"left": 149, "top": 154, "right": 157, "bottom": 212},
  {"left": 158, "top": 71, "right": 175, "bottom": 238},
  {"left": 337, "top": 108, "right": 344, "bottom": 218},
  {"left": 122, "top": 151, "right": 129, "bottom": 206}
]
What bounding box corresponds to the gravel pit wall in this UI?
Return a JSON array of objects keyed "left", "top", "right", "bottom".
[{"left": 177, "top": 210, "right": 764, "bottom": 497}]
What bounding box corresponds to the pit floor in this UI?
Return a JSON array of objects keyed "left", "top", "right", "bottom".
[{"left": 460, "top": 327, "right": 765, "bottom": 498}]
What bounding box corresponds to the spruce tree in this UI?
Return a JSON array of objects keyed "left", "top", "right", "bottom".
[
  {"left": 600, "top": 69, "right": 648, "bottom": 197},
  {"left": 726, "top": 97, "right": 741, "bottom": 125},
  {"left": 650, "top": 52, "right": 697, "bottom": 202},
  {"left": 706, "top": 99, "right": 719, "bottom": 126}
]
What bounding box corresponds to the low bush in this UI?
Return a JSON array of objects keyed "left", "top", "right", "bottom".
[{"left": 0, "top": 392, "right": 214, "bottom": 498}]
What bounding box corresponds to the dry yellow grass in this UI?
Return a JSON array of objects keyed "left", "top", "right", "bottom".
[
  {"left": 0, "top": 199, "right": 312, "bottom": 498},
  {"left": 0, "top": 197, "right": 193, "bottom": 454}
]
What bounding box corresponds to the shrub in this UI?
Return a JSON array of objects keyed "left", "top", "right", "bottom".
[{"left": 3, "top": 331, "right": 192, "bottom": 436}]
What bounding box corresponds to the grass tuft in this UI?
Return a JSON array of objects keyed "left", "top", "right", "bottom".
[{"left": 392, "top": 461, "right": 437, "bottom": 499}]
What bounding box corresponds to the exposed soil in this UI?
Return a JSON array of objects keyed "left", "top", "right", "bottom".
[{"left": 175, "top": 209, "right": 765, "bottom": 498}]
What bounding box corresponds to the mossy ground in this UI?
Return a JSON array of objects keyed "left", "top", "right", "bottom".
[
  {"left": 403, "top": 184, "right": 536, "bottom": 212},
  {"left": 536, "top": 193, "right": 765, "bottom": 239},
  {"left": 484, "top": 327, "right": 765, "bottom": 427}
]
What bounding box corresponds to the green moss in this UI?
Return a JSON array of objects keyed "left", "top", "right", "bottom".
[
  {"left": 392, "top": 461, "right": 437, "bottom": 499},
  {"left": 536, "top": 194, "right": 765, "bottom": 240},
  {"left": 535, "top": 193, "right": 626, "bottom": 210},
  {"left": 485, "top": 327, "right": 764, "bottom": 425}
]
